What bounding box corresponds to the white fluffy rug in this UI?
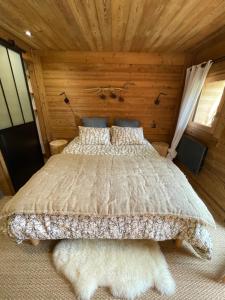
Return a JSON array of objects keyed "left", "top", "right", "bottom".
[{"left": 53, "top": 239, "right": 175, "bottom": 300}]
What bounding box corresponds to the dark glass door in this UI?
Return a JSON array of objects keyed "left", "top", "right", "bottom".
[{"left": 0, "top": 41, "right": 44, "bottom": 192}]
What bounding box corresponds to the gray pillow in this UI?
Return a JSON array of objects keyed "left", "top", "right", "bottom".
[
  {"left": 114, "top": 118, "right": 140, "bottom": 128},
  {"left": 82, "top": 117, "right": 107, "bottom": 128}
]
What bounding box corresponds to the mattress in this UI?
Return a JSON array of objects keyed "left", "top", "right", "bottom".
[{"left": 0, "top": 138, "right": 215, "bottom": 259}]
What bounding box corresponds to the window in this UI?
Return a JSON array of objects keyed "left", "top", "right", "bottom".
[
  {"left": 193, "top": 80, "right": 225, "bottom": 127},
  {"left": 0, "top": 44, "right": 33, "bottom": 130}
]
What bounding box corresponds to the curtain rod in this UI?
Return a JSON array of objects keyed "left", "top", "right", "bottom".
[
  {"left": 212, "top": 55, "right": 225, "bottom": 64},
  {"left": 201, "top": 55, "right": 225, "bottom": 67}
]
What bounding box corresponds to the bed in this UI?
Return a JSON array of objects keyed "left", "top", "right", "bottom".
[{"left": 0, "top": 136, "right": 215, "bottom": 259}]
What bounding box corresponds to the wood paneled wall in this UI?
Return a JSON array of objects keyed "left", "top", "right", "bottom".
[
  {"left": 0, "top": 152, "right": 14, "bottom": 196},
  {"left": 185, "top": 55, "right": 225, "bottom": 220},
  {"left": 32, "top": 51, "right": 188, "bottom": 143}
]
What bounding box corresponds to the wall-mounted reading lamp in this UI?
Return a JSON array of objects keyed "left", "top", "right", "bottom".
[
  {"left": 149, "top": 92, "right": 167, "bottom": 128},
  {"left": 154, "top": 92, "right": 167, "bottom": 105},
  {"left": 60, "top": 91, "right": 70, "bottom": 104},
  {"left": 59, "top": 91, "right": 77, "bottom": 127},
  {"left": 150, "top": 120, "right": 157, "bottom": 128}
]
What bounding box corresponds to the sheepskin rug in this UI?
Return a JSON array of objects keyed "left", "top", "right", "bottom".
[{"left": 53, "top": 239, "right": 176, "bottom": 300}]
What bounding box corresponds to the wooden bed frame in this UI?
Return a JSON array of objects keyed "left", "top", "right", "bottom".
[
  {"left": 30, "top": 239, "right": 184, "bottom": 247},
  {"left": 30, "top": 239, "right": 40, "bottom": 246}
]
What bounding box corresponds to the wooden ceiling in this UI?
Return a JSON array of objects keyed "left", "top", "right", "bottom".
[{"left": 1, "top": 0, "right": 225, "bottom": 53}]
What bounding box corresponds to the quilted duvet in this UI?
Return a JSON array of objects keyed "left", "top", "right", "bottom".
[{"left": 0, "top": 139, "right": 215, "bottom": 259}]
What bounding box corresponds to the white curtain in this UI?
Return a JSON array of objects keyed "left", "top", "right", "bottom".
[{"left": 167, "top": 60, "right": 213, "bottom": 160}]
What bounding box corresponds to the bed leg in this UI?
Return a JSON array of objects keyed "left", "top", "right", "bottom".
[
  {"left": 30, "top": 239, "right": 40, "bottom": 246},
  {"left": 175, "top": 239, "right": 183, "bottom": 248}
]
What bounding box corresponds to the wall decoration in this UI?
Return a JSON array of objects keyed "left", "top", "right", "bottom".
[{"left": 83, "top": 82, "right": 135, "bottom": 102}]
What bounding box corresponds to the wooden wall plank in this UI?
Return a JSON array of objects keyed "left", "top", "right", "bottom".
[
  {"left": 39, "top": 51, "right": 186, "bottom": 65},
  {"left": 31, "top": 51, "right": 52, "bottom": 142},
  {"left": 26, "top": 61, "right": 50, "bottom": 156},
  {"left": 184, "top": 46, "right": 225, "bottom": 220},
  {"left": 34, "top": 51, "right": 188, "bottom": 143},
  {"left": 0, "top": 152, "right": 14, "bottom": 196}
]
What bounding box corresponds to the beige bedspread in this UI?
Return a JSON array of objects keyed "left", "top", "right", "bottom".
[{"left": 0, "top": 153, "right": 215, "bottom": 227}]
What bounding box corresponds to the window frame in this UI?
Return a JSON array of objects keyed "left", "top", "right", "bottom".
[{"left": 189, "top": 80, "right": 225, "bottom": 134}]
